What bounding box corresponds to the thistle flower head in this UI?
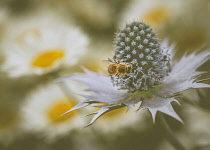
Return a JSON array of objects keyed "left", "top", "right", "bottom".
[
  {"left": 113, "top": 21, "right": 170, "bottom": 92},
  {"left": 60, "top": 21, "right": 210, "bottom": 127}
]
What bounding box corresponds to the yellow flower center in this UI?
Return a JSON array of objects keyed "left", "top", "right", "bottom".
[
  {"left": 47, "top": 100, "right": 77, "bottom": 124},
  {"left": 0, "top": 107, "right": 17, "bottom": 130},
  {"left": 143, "top": 6, "right": 169, "bottom": 25},
  {"left": 31, "top": 49, "right": 65, "bottom": 68}
]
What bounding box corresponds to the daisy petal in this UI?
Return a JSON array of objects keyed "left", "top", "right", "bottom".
[
  {"left": 21, "top": 84, "right": 85, "bottom": 141},
  {"left": 2, "top": 14, "right": 89, "bottom": 77}
]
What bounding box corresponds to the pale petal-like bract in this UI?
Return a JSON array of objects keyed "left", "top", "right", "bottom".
[
  {"left": 60, "top": 21, "right": 210, "bottom": 127},
  {"left": 61, "top": 40, "right": 210, "bottom": 126}
]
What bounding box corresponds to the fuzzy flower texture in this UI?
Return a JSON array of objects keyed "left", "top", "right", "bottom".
[{"left": 62, "top": 21, "right": 210, "bottom": 127}]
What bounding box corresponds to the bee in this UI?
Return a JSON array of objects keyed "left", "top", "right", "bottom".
[{"left": 104, "top": 57, "right": 133, "bottom": 76}]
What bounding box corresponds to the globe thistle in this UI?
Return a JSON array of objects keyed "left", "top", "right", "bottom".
[{"left": 60, "top": 21, "right": 210, "bottom": 127}]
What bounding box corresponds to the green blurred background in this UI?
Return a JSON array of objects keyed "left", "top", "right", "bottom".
[{"left": 0, "top": 0, "right": 210, "bottom": 150}]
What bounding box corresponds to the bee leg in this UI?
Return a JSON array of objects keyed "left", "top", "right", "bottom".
[{"left": 116, "top": 73, "right": 120, "bottom": 78}]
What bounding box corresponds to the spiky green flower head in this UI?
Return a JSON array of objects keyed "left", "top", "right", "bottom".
[{"left": 113, "top": 21, "right": 170, "bottom": 92}]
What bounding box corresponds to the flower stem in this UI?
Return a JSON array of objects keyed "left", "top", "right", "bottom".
[{"left": 160, "top": 114, "right": 186, "bottom": 150}]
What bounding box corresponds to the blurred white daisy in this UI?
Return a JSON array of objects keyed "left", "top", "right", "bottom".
[
  {"left": 60, "top": 21, "right": 210, "bottom": 127},
  {"left": 21, "top": 83, "right": 85, "bottom": 142},
  {"left": 1, "top": 14, "right": 89, "bottom": 77},
  {"left": 121, "top": 0, "right": 183, "bottom": 26}
]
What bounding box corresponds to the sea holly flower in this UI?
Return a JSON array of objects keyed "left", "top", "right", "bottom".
[{"left": 61, "top": 21, "right": 210, "bottom": 127}]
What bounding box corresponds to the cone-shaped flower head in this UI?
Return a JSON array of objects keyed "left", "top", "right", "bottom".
[
  {"left": 113, "top": 21, "right": 170, "bottom": 92},
  {"left": 60, "top": 21, "right": 210, "bottom": 127}
]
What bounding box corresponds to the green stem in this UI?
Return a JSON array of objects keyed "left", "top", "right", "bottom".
[{"left": 160, "top": 114, "right": 186, "bottom": 150}]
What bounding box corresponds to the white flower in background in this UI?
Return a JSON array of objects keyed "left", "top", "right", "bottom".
[
  {"left": 121, "top": 0, "right": 183, "bottom": 26},
  {"left": 21, "top": 83, "right": 85, "bottom": 141},
  {"left": 1, "top": 14, "right": 89, "bottom": 77},
  {"left": 60, "top": 21, "right": 210, "bottom": 127}
]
